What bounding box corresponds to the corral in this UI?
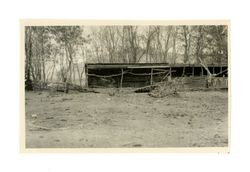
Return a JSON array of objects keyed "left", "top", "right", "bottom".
[{"left": 85, "top": 63, "right": 228, "bottom": 89}]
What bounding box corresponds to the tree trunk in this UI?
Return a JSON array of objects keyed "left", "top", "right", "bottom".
[
  {"left": 172, "top": 32, "right": 176, "bottom": 64},
  {"left": 196, "top": 26, "right": 203, "bottom": 64},
  {"left": 25, "top": 27, "right": 33, "bottom": 90}
]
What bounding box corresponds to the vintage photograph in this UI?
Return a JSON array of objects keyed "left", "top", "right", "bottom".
[{"left": 21, "top": 21, "right": 229, "bottom": 150}]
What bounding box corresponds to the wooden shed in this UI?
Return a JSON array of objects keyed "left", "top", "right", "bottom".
[{"left": 85, "top": 63, "right": 228, "bottom": 88}]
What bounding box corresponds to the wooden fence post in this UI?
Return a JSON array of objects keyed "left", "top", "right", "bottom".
[
  {"left": 85, "top": 67, "right": 88, "bottom": 88},
  {"left": 120, "top": 69, "right": 124, "bottom": 88},
  {"left": 150, "top": 68, "right": 153, "bottom": 85},
  {"left": 169, "top": 67, "right": 172, "bottom": 80}
]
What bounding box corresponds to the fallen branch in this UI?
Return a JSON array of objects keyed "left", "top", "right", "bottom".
[
  {"left": 28, "top": 123, "right": 52, "bottom": 131},
  {"left": 161, "top": 72, "right": 170, "bottom": 81},
  {"left": 214, "top": 68, "right": 228, "bottom": 77},
  {"left": 134, "top": 84, "right": 159, "bottom": 93}
]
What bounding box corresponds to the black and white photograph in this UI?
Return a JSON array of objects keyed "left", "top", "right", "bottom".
[
  {"left": 3, "top": 0, "right": 250, "bottom": 171},
  {"left": 21, "top": 21, "right": 229, "bottom": 150}
]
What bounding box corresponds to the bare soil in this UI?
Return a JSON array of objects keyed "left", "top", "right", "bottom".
[{"left": 25, "top": 89, "right": 228, "bottom": 148}]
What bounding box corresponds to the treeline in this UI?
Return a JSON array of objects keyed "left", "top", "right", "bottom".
[{"left": 25, "top": 25, "right": 228, "bottom": 89}]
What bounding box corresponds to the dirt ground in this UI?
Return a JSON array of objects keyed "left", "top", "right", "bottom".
[{"left": 25, "top": 89, "right": 228, "bottom": 148}]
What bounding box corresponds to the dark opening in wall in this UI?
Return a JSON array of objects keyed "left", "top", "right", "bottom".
[
  {"left": 208, "top": 67, "right": 214, "bottom": 74},
  {"left": 185, "top": 67, "right": 193, "bottom": 76},
  {"left": 202, "top": 68, "right": 208, "bottom": 76},
  {"left": 171, "top": 67, "right": 183, "bottom": 77},
  {"left": 194, "top": 67, "right": 202, "bottom": 76}
]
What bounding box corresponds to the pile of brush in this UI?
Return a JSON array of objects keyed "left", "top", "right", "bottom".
[{"left": 148, "top": 80, "right": 179, "bottom": 98}]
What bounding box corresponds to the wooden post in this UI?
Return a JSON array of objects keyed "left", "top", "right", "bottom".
[
  {"left": 85, "top": 67, "right": 88, "bottom": 88},
  {"left": 169, "top": 67, "right": 172, "bottom": 80},
  {"left": 201, "top": 67, "right": 203, "bottom": 76},
  {"left": 120, "top": 69, "right": 123, "bottom": 88},
  {"left": 72, "top": 65, "right": 76, "bottom": 83},
  {"left": 192, "top": 67, "right": 194, "bottom": 77},
  {"left": 150, "top": 68, "right": 153, "bottom": 85},
  {"left": 212, "top": 67, "right": 215, "bottom": 74},
  {"left": 64, "top": 82, "right": 69, "bottom": 93}
]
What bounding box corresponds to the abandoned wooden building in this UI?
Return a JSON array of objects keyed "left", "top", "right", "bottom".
[{"left": 85, "top": 63, "right": 228, "bottom": 89}]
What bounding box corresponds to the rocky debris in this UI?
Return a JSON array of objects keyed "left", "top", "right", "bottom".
[{"left": 31, "top": 114, "right": 38, "bottom": 118}]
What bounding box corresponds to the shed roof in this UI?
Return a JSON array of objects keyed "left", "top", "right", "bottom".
[{"left": 85, "top": 63, "right": 228, "bottom": 69}]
